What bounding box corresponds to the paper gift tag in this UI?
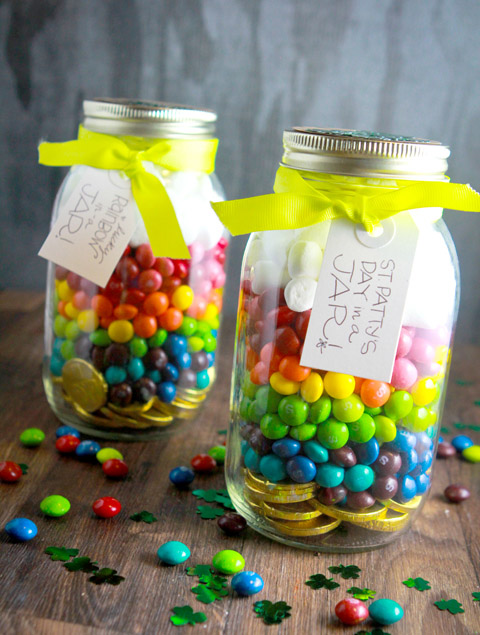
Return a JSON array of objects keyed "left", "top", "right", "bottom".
[
  {"left": 300, "top": 214, "right": 419, "bottom": 382},
  {"left": 39, "top": 167, "right": 138, "bottom": 287}
]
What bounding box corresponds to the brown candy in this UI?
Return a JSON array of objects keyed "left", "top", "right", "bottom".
[
  {"left": 248, "top": 428, "right": 273, "bottom": 456},
  {"left": 437, "top": 441, "right": 456, "bottom": 458},
  {"left": 105, "top": 343, "right": 129, "bottom": 366},
  {"left": 444, "top": 484, "right": 471, "bottom": 503},
  {"left": 133, "top": 377, "right": 156, "bottom": 402},
  {"left": 372, "top": 449, "right": 402, "bottom": 476},
  {"left": 347, "top": 490, "right": 376, "bottom": 510},
  {"left": 370, "top": 475, "right": 398, "bottom": 500},
  {"left": 217, "top": 512, "right": 247, "bottom": 535},
  {"left": 330, "top": 446, "right": 357, "bottom": 468},
  {"left": 144, "top": 348, "right": 168, "bottom": 371},
  {"left": 109, "top": 382, "right": 133, "bottom": 407},
  {"left": 317, "top": 485, "right": 347, "bottom": 506}
]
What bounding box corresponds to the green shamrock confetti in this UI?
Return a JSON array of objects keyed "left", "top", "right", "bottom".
[
  {"left": 347, "top": 586, "right": 376, "bottom": 600},
  {"left": 254, "top": 600, "right": 292, "bottom": 625},
  {"left": 469, "top": 424, "right": 480, "bottom": 431},
  {"left": 193, "top": 489, "right": 219, "bottom": 502},
  {"left": 64, "top": 557, "right": 99, "bottom": 573},
  {"left": 472, "top": 592, "right": 480, "bottom": 602},
  {"left": 455, "top": 379, "right": 473, "bottom": 386},
  {"left": 186, "top": 564, "right": 215, "bottom": 581},
  {"left": 473, "top": 400, "right": 480, "bottom": 407},
  {"left": 440, "top": 426, "right": 450, "bottom": 434},
  {"left": 305, "top": 574, "right": 340, "bottom": 590},
  {"left": 196, "top": 505, "right": 225, "bottom": 519},
  {"left": 191, "top": 583, "right": 228, "bottom": 604},
  {"left": 45, "top": 546, "right": 79, "bottom": 562},
  {"left": 170, "top": 605, "right": 207, "bottom": 626},
  {"left": 215, "top": 494, "right": 235, "bottom": 509},
  {"left": 434, "top": 599, "right": 464, "bottom": 614},
  {"left": 129, "top": 510, "right": 158, "bottom": 523},
  {"left": 328, "top": 564, "right": 361, "bottom": 579},
  {"left": 217, "top": 429, "right": 227, "bottom": 435},
  {"left": 355, "top": 630, "right": 391, "bottom": 635},
  {"left": 19, "top": 463, "right": 29, "bottom": 474},
  {"left": 403, "top": 577, "right": 431, "bottom": 591},
  {"left": 453, "top": 422, "right": 467, "bottom": 430},
  {"left": 89, "top": 567, "right": 125, "bottom": 585}
]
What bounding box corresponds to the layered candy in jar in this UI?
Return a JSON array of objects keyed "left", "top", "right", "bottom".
[
  {"left": 223, "top": 128, "right": 461, "bottom": 551},
  {"left": 42, "top": 100, "right": 227, "bottom": 439}
]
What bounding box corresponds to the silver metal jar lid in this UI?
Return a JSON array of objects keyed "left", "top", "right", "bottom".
[
  {"left": 282, "top": 127, "right": 450, "bottom": 180},
  {"left": 83, "top": 98, "right": 217, "bottom": 138}
]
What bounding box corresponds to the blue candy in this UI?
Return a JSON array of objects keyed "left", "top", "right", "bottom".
[
  {"left": 286, "top": 456, "right": 317, "bottom": 483},
  {"left": 206, "top": 352, "right": 215, "bottom": 368},
  {"left": 315, "top": 463, "right": 344, "bottom": 488},
  {"left": 157, "top": 382, "right": 177, "bottom": 403},
  {"left": 397, "top": 474, "right": 417, "bottom": 502},
  {"left": 169, "top": 466, "right": 195, "bottom": 487},
  {"left": 157, "top": 540, "right": 190, "bottom": 565},
  {"left": 174, "top": 352, "right": 192, "bottom": 369},
  {"left": 272, "top": 438, "right": 301, "bottom": 458},
  {"left": 56, "top": 425, "right": 80, "bottom": 439},
  {"left": 164, "top": 335, "right": 188, "bottom": 357},
  {"left": 415, "top": 472, "right": 430, "bottom": 495},
  {"left": 397, "top": 448, "right": 418, "bottom": 476},
  {"left": 52, "top": 337, "right": 64, "bottom": 356},
  {"left": 105, "top": 365, "right": 127, "bottom": 385},
  {"left": 162, "top": 363, "right": 179, "bottom": 383},
  {"left": 196, "top": 370, "right": 210, "bottom": 389},
  {"left": 388, "top": 428, "right": 416, "bottom": 452},
  {"left": 5, "top": 518, "right": 37, "bottom": 541},
  {"left": 50, "top": 354, "right": 64, "bottom": 377},
  {"left": 75, "top": 440, "right": 101, "bottom": 459},
  {"left": 451, "top": 435, "right": 474, "bottom": 452},
  {"left": 244, "top": 448, "right": 262, "bottom": 472},
  {"left": 353, "top": 437, "right": 379, "bottom": 465},
  {"left": 231, "top": 571, "right": 264, "bottom": 596},
  {"left": 303, "top": 440, "right": 329, "bottom": 463},
  {"left": 127, "top": 357, "right": 145, "bottom": 381},
  {"left": 259, "top": 454, "right": 287, "bottom": 482}
]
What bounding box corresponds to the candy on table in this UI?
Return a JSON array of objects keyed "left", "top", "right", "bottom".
[
  {"left": 217, "top": 512, "right": 247, "bottom": 536},
  {"left": 40, "top": 495, "right": 71, "bottom": 517},
  {"left": 92, "top": 496, "right": 122, "bottom": 518},
  {"left": 96, "top": 448, "right": 123, "bottom": 464},
  {"left": 0, "top": 461, "right": 23, "bottom": 482},
  {"left": 212, "top": 549, "right": 245, "bottom": 575},
  {"left": 451, "top": 435, "right": 474, "bottom": 452},
  {"left": 444, "top": 484, "right": 471, "bottom": 503},
  {"left": 56, "top": 425, "right": 80, "bottom": 438},
  {"left": 368, "top": 598, "right": 404, "bottom": 625},
  {"left": 169, "top": 466, "right": 196, "bottom": 487},
  {"left": 231, "top": 571, "right": 264, "bottom": 596},
  {"left": 5, "top": 518, "right": 38, "bottom": 541},
  {"left": 102, "top": 458, "right": 129, "bottom": 479},
  {"left": 19, "top": 428, "right": 45, "bottom": 447},
  {"left": 334, "top": 598, "right": 369, "bottom": 625},
  {"left": 207, "top": 445, "right": 226, "bottom": 464},
  {"left": 462, "top": 444, "right": 480, "bottom": 462},
  {"left": 56, "top": 434, "right": 81, "bottom": 453},
  {"left": 190, "top": 454, "right": 217, "bottom": 473},
  {"left": 157, "top": 541, "right": 191, "bottom": 565},
  {"left": 75, "top": 440, "right": 101, "bottom": 459}
]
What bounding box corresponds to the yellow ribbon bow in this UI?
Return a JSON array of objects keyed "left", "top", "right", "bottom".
[
  {"left": 211, "top": 165, "right": 480, "bottom": 235},
  {"left": 39, "top": 125, "right": 219, "bottom": 258}
]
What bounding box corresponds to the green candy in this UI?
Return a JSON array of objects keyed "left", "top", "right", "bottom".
[
  {"left": 20, "top": 428, "right": 45, "bottom": 447},
  {"left": 347, "top": 413, "right": 375, "bottom": 443},
  {"left": 40, "top": 495, "right": 71, "bottom": 517},
  {"left": 239, "top": 396, "right": 253, "bottom": 419},
  {"left": 176, "top": 316, "right": 197, "bottom": 337},
  {"left": 64, "top": 320, "right": 81, "bottom": 341},
  {"left": 278, "top": 396, "right": 309, "bottom": 426},
  {"left": 332, "top": 394, "right": 364, "bottom": 423},
  {"left": 195, "top": 321, "right": 211, "bottom": 336},
  {"left": 60, "top": 339, "right": 76, "bottom": 361},
  {"left": 212, "top": 549, "right": 245, "bottom": 575},
  {"left": 203, "top": 333, "right": 217, "bottom": 353},
  {"left": 53, "top": 315, "right": 69, "bottom": 338},
  {"left": 90, "top": 329, "right": 112, "bottom": 347},
  {"left": 248, "top": 399, "right": 268, "bottom": 424},
  {"left": 242, "top": 376, "right": 258, "bottom": 399},
  {"left": 364, "top": 405, "right": 382, "bottom": 416},
  {"left": 462, "top": 444, "right": 480, "bottom": 463},
  {"left": 308, "top": 395, "right": 332, "bottom": 424},
  {"left": 404, "top": 406, "right": 430, "bottom": 433},
  {"left": 260, "top": 414, "right": 289, "bottom": 439},
  {"left": 384, "top": 390, "right": 413, "bottom": 421},
  {"left": 208, "top": 445, "right": 226, "bottom": 464},
  {"left": 255, "top": 386, "right": 283, "bottom": 414},
  {"left": 96, "top": 448, "right": 123, "bottom": 464},
  {"left": 129, "top": 336, "right": 148, "bottom": 357},
  {"left": 289, "top": 423, "right": 317, "bottom": 441},
  {"left": 316, "top": 418, "right": 349, "bottom": 449},
  {"left": 187, "top": 336, "right": 205, "bottom": 352},
  {"left": 148, "top": 329, "right": 167, "bottom": 348}
]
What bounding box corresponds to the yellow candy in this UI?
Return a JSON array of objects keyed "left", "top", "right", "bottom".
[
  {"left": 55, "top": 279, "right": 60, "bottom": 289},
  {"left": 462, "top": 445, "right": 480, "bottom": 463},
  {"left": 323, "top": 372, "right": 355, "bottom": 399},
  {"left": 96, "top": 448, "right": 124, "bottom": 464},
  {"left": 203, "top": 303, "right": 219, "bottom": 320},
  {"left": 300, "top": 372, "right": 323, "bottom": 403},
  {"left": 373, "top": 415, "right": 397, "bottom": 443},
  {"left": 77, "top": 309, "right": 99, "bottom": 333},
  {"left": 270, "top": 371, "right": 301, "bottom": 395},
  {"left": 435, "top": 345, "right": 449, "bottom": 365},
  {"left": 172, "top": 285, "right": 194, "bottom": 311},
  {"left": 57, "top": 280, "right": 74, "bottom": 302},
  {"left": 64, "top": 302, "right": 80, "bottom": 319},
  {"left": 410, "top": 377, "right": 437, "bottom": 407},
  {"left": 108, "top": 319, "right": 134, "bottom": 343}
]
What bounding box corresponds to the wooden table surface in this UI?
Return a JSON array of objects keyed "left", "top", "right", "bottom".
[{"left": 0, "top": 290, "right": 479, "bottom": 635}]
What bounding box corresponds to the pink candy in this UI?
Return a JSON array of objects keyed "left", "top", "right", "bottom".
[
  {"left": 409, "top": 337, "right": 435, "bottom": 364},
  {"left": 396, "top": 328, "right": 413, "bottom": 358},
  {"left": 390, "top": 357, "right": 418, "bottom": 390}
]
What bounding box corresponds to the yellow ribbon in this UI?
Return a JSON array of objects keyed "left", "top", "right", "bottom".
[
  {"left": 212, "top": 164, "right": 480, "bottom": 235},
  {"left": 39, "top": 125, "right": 219, "bottom": 258}
]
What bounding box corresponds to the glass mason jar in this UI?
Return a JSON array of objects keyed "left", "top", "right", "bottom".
[
  {"left": 225, "top": 128, "right": 460, "bottom": 551},
  {"left": 42, "top": 99, "right": 227, "bottom": 440}
]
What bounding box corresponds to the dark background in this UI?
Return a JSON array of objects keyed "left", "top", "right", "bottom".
[{"left": 1, "top": 0, "right": 480, "bottom": 341}]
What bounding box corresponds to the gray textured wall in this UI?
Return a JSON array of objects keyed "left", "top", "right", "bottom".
[{"left": 1, "top": 0, "right": 480, "bottom": 342}]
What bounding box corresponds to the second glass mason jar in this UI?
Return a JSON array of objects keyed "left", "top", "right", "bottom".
[
  {"left": 225, "top": 128, "right": 461, "bottom": 551},
  {"left": 42, "top": 99, "right": 227, "bottom": 440}
]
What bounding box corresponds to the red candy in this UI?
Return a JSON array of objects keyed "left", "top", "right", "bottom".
[
  {"left": 115, "top": 257, "right": 140, "bottom": 282},
  {"left": 190, "top": 454, "right": 217, "bottom": 473},
  {"left": 335, "top": 598, "right": 369, "bottom": 625},
  {"left": 56, "top": 435, "right": 81, "bottom": 453},
  {"left": 0, "top": 461, "right": 23, "bottom": 482},
  {"left": 250, "top": 361, "right": 270, "bottom": 385},
  {"left": 138, "top": 269, "right": 163, "bottom": 294},
  {"left": 92, "top": 496, "right": 122, "bottom": 518},
  {"left": 155, "top": 257, "right": 175, "bottom": 277},
  {"left": 135, "top": 243, "right": 156, "bottom": 269},
  {"left": 266, "top": 305, "right": 295, "bottom": 327},
  {"left": 275, "top": 327, "right": 300, "bottom": 355},
  {"left": 102, "top": 459, "right": 129, "bottom": 479}
]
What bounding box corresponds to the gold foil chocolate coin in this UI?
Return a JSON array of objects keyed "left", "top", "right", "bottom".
[{"left": 62, "top": 359, "right": 107, "bottom": 412}]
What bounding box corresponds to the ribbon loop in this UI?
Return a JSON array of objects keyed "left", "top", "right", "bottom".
[{"left": 39, "top": 126, "right": 219, "bottom": 258}]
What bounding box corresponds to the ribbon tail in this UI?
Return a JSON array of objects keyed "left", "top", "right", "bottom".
[{"left": 131, "top": 171, "right": 190, "bottom": 259}]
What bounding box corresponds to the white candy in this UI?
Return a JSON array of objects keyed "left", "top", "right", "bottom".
[
  {"left": 258, "top": 230, "right": 296, "bottom": 268},
  {"left": 288, "top": 240, "right": 323, "bottom": 279},
  {"left": 246, "top": 238, "right": 265, "bottom": 267},
  {"left": 284, "top": 276, "right": 318, "bottom": 312},
  {"left": 251, "top": 260, "right": 283, "bottom": 295},
  {"left": 298, "top": 221, "right": 331, "bottom": 249}
]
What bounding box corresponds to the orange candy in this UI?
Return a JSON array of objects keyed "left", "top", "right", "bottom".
[
  {"left": 113, "top": 303, "right": 139, "bottom": 320},
  {"left": 246, "top": 346, "right": 259, "bottom": 371},
  {"left": 186, "top": 297, "right": 207, "bottom": 319},
  {"left": 360, "top": 380, "right": 391, "bottom": 408},
  {"left": 72, "top": 291, "right": 90, "bottom": 311},
  {"left": 100, "top": 316, "right": 115, "bottom": 329},
  {"left": 158, "top": 307, "right": 183, "bottom": 331},
  {"left": 209, "top": 289, "right": 223, "bottom": 312},
  {"left": 354, "top": 377, "right": 364, "bottom": 394},
  {"left": 57, "top": 300, "right": 69, "bottom": 318},
  {"left": 250, "top": 361, "right": 269, "bottom": 385},
  {"left": 143, "top": 292, "right": 169, "bottom": 317},
  {"left": 133, "top": 313, "right": 158, "bottom": 338},
  {"left": 260, "top": 342, "right": 283, "bottom": 373},
  {"left": 278, "top": 355, "right": 311, "bottom": 382},
  {"left": 91, "top": 295, "right": 113, "bottom": 318}
]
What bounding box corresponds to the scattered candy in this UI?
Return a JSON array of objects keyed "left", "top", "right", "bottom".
[
  {"left": 157, "top": 541, "right": 191, "bottom": 565},
  {"left": 40, "top": 495, "right": 71, "bottom": 517},
  {"left": 5, "top": 517, "right": 37, "bottom": 541},
  {"left": 92, "top": 496, "right": 122, "bottom": 518},
  {"left": 335, "top": 598, "right": 369, "bottom": 625},
  {"left": 169, "top": 466, "right": 196, "bottom": 487},
  {"left": 102, "top": 458, "right": 129, "bottom": 478},
  {"left": 55, "top": 425, "right": 80, "bottom": 438},
  {"left": 96, "top": 448, "right": 123, "bottom": 464},
  {"left": 19, "top": 428, "right": 45, "bottom": 447},
  {"left": 231, "top": 571, "right": 264, "bottom": 595},
  {"left": 212, "top": 549, "right": 245, "bottom": 574},
  {"left": 0, "top": 461, "right": 23, "bottom": 482},
  {"left": 368, "top": 598, "right": 404, "bottom": 625},
  {"left": 217, "top": 512, "right": 247, "bottom": 536},
  {"left": 190, "top": 454, "right": 217, "bottom": 473},
  {"left": 437, "top": 441, "right": 456, "bottom": 458},
  {"left": 444, "top": 484, "right": 471, "bottom": 503},
  {"left": 451, "top": 435, "right": 473, "bottom": 452},
  {"left": 462, "top": 444, "right": 480, "bottom": 462},
  {"left": 208, "top": 445, "right": 226, "bottom": 464},
  {"left": 56, "top": 434, "right": 81, "bottom": 453},
  {"left": 75, "top": 440, "right": 101, "bottom": 459}
]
